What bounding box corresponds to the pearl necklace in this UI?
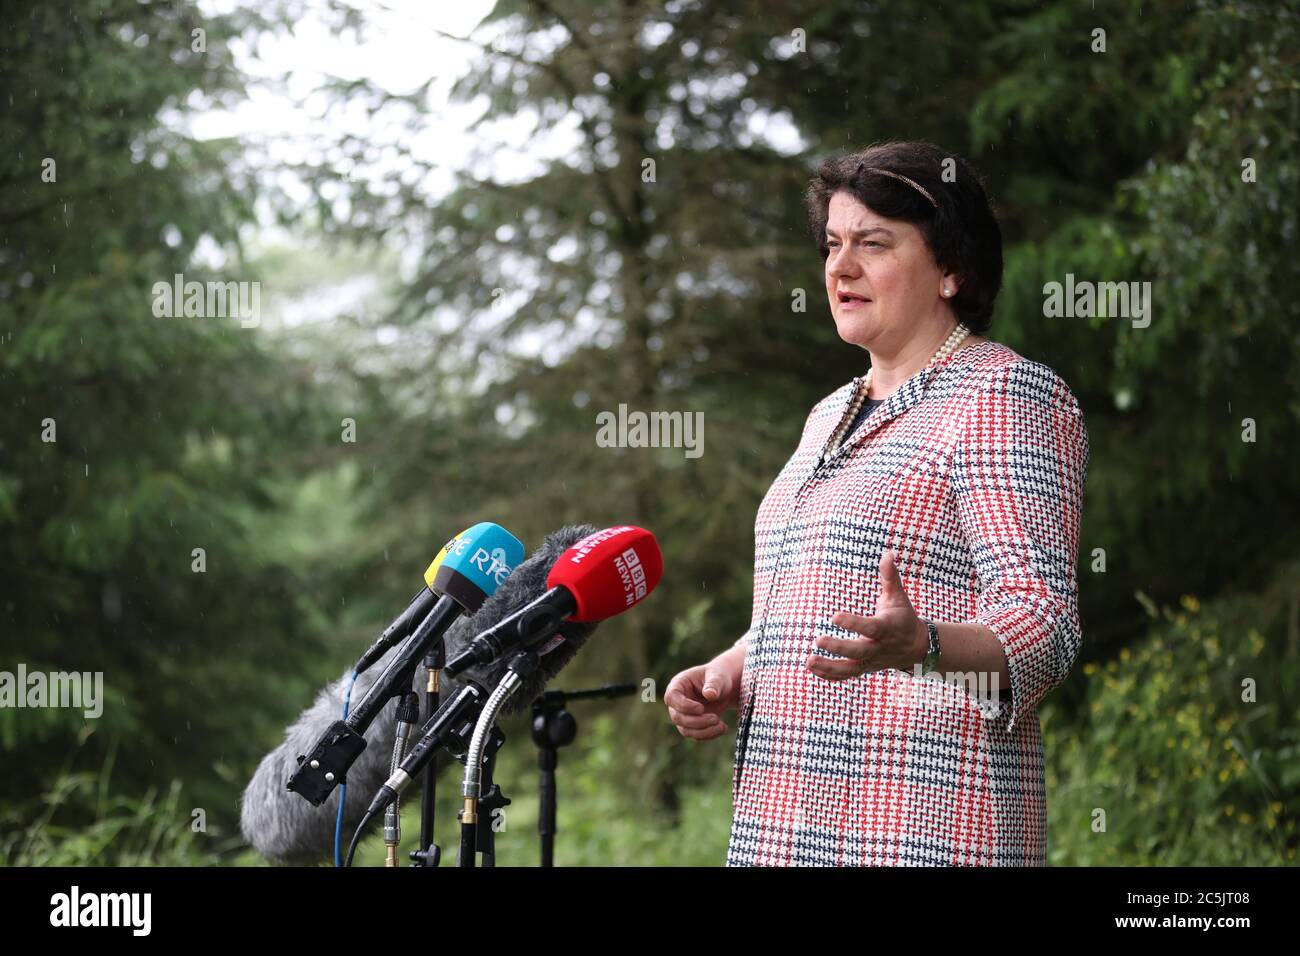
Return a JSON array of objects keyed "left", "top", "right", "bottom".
[{"left": 822, "top": 323, "right": 971, "bottom": 460}]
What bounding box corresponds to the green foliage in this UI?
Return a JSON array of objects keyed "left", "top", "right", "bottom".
[
  {"left": 1045, "top": 568, "right": 1300, "bottom": 865},
  {"left": 0, "top": 0, "right": 350, "bottom": 842},
  {"left": 0, "top": 746, "right": 230, "bottom": 866}
]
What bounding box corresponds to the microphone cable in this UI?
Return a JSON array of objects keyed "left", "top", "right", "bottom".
[{"left": 334, "top": 668, "right": 358, "bottom": 868}]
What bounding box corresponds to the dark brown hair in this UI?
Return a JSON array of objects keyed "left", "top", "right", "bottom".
[{"left": 805, "top": 141, "right": 1003, "bottom": 333}]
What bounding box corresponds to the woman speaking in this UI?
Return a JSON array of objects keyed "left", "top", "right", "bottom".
[{"left": 665, "top": 141, "right": 1090, "bottom": 866}]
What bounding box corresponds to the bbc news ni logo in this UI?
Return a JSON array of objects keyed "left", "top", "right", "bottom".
[
  {"left": 49, "top": 886, "right": 151, "bottom": 936},
  {"left": 615, "top": 546, "right": 648, "bottom": 606}
]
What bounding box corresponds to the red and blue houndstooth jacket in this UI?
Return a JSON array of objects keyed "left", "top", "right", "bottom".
[{"left": 726, "top": 339, "right": 1090, "bottom": 866}]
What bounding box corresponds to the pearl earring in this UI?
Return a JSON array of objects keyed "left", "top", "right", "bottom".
[{"left": 943, "top": 287, "right": 952, "bottom": 297}]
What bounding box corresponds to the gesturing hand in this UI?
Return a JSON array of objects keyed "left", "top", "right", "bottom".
[
  {"left": 664, "top": 652, "right": 742, "bottom": 741},
  {"left": 806, "top": 549, "right": 928, "bottom": 680}
]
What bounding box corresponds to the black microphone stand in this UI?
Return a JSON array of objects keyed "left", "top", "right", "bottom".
[
  {"left": 409, "top": 639, "right": 445, "bottom": 868},
  {"left": 531, "top": 682, "right": 637, "bottom": 866},
  {"left": 346, "top": 679, "right": 487, "bottom": 868}
]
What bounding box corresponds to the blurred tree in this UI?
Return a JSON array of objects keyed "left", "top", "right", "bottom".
[{"left": 0, "top": 0, "right": 351, "bottom": 844}]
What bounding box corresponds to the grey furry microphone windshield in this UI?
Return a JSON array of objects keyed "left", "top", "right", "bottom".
[{"left": 238, "top": 524, "right": 600, "bottom": 865}]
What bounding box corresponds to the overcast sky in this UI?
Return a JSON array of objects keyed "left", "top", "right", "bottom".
[
  {"left": 185, "top": 0, "right": 560, "bottom": 341},
  {"left": 193, "top": 0, "right": 576, "bottom": 204},
  {"left": 181, "top": 0, "right": 802, "bottom": 371}
]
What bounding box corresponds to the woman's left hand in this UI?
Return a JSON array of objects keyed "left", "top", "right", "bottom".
[{"left": 807, "top": 549, "right": 928, "bottom": 680}]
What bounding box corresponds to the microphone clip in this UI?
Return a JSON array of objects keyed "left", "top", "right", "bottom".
[{"left": 286, "top": 720, "right": 367, "bottom": 806}]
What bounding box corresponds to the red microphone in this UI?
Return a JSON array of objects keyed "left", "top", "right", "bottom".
[
  {"left": 443, "top": 525, "right": 662, "bottom": 676},
  {"left": 546, "top": 525, "right": 664, "bottom": 620}
]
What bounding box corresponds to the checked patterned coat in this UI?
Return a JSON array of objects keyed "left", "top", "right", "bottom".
[{"left": 726, "top": 339, "right": 1090, "bottom": 866}]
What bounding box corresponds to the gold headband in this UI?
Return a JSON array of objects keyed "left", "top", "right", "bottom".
[{"left": 857, "top": 164, "right": 939, "bottom": 208}]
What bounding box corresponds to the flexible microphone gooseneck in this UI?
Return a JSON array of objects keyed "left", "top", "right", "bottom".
[
  {"left": 455, "top": 527, "right": 662, "bottom": 867},
  {"left": 345, "top": 525, "right": 664, "bottom": 867},
  {"left": 287, "top": 522, "right": 523, "bottom": 807},
  {"left": 239, "top": 524, "right": 603, "bottom": 865}
]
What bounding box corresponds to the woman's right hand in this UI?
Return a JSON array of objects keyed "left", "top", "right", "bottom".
[{"left": 664, "top": 645, "right": 744, "bottom": 741}]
